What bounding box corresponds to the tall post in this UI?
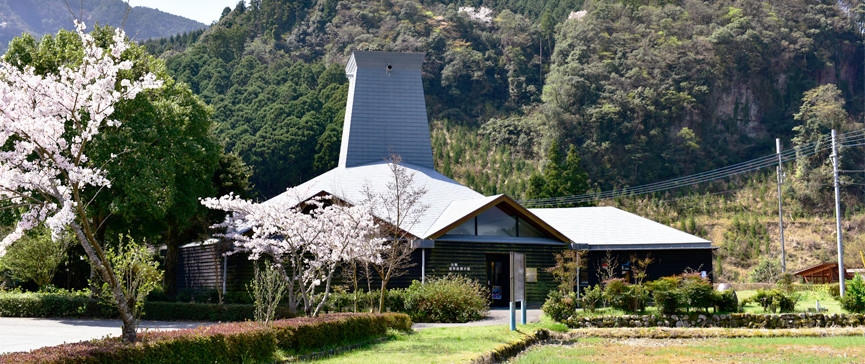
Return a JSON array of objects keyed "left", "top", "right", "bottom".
[
  {"left": 776, "top": 138, "right": 786, "bottom": 273},
  {"left": 831, "top": 130, "right": 846, "bottom": 296},
  {"left": 421, "top": 249, "right": 425, "bottom": 284}
]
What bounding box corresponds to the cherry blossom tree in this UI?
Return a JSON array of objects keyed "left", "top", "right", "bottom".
[
  {"left": 0, "top": 22, "right": 160, "bottom": 342},
  {"left": 201, "top": 190, "right": 385, "bottom": 316},
  {"left": 362, "top": 155, "right": 429, "bottom": 312}
]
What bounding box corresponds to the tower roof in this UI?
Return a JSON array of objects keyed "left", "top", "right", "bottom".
[{"left": 338, "top": 51, "right": 434, "bottom": 169}]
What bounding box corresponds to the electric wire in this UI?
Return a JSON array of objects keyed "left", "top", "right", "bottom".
[{"left": 520, "top": 128, "right": 865, "bottom": 207}]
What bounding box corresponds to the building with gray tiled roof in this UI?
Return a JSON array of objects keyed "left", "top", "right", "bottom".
[{"left": 178, "top": 51, "right": 715, "bottom": 306}]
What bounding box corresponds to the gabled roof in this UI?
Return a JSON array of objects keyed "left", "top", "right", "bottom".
[
  {"left": 269, "top": 161, "right": 484, "bottom": 239},
  {"left": 530, "top": 206, "right": 712, "bottom": 250},
  {"left": 425, "top": 194, "right": 569, "bottom": 243}
]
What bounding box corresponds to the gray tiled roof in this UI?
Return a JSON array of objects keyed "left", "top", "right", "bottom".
[
  {"left": 269, "top": 161, "right": 484, "bottom": 238},
  {"left": 338, "top": 51, "right": 434, "bottom": 169},
  {"left": 529, "top": 206, "right": 712, "bottom": 250},
  {"left": 423, "top": 195, "right": 502, "bottom": 237}
]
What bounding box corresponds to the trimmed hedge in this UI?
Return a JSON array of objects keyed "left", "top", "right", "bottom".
[
  {"left": 0, "top": 313, "right": 412, "bottom": 363},
  {"left": 0, "top": 291, "right": 291, "bottom": 321},
  {"left": 0, "top": 291, "right": 114, "bottom": 318}
]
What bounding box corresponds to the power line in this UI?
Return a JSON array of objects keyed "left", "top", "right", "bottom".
[{"left": 521, "top": 128, "right": 865, "bottom": 207}]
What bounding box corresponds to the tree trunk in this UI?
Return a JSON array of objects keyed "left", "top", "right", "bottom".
[
  {"left": 71, "top": 222, "right": 137, "bottom": 342},
  {"left": 164, "top": 236, "right": 179, "bottom": 298},
  {"left": 378, "top": 277, "right": 390, "bottom": 313}
]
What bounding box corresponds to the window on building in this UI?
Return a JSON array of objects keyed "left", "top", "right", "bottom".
[{"left": 446, "top": 205, "right": 552, "bottom": 238}]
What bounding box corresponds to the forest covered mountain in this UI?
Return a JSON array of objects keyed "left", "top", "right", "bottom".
[
  {"left": 0, "top": 0, "right": 205, "bottom": 53},
  {"left": 144, "top": 0, "right": 864, "bottom": 201},
  {"left": 0, "top": 0, "right": 862, "bottom": 281}
]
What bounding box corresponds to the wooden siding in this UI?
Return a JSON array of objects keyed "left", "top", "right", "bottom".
[
  {"left": 423, "top": 241, "right": 565, "bottom": 307},
  {"left": 583, "top": 249, "right": 714, "bottom": 288},
  {"left": 176, "top": 244, "right": 255, "bottom": 297},
  {"left": 176, "top": 244, "right": 221, "bottom": 292}
]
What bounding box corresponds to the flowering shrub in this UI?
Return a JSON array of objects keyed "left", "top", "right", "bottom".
[{"left": 402, "top": 275, "right": 489, "bottom": 323}]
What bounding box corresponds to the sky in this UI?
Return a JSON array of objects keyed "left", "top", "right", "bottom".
[{"left": 126, "top": 0, "right": 243, "bottom": 25}]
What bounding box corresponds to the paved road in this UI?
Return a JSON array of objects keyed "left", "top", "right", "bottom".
[
  {"left": 0, "top": 318, "right": 208, "bottom": 355},
  {"left": 0, "top": 308, "right": 542, "bottom": 355},
  {"left": 412, "top": 308, "right": 543, "bottom": 329}
]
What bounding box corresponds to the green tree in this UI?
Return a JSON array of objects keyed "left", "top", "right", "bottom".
[
  {"left": 0, "top": 225, "right": 73, "bottom": 289},
  {"left": 790, "top": 84, "right": 854, "bottom": 212},
  {"left": 526, "top": 142, "right": 590, "bottom": 205},
  {"left": 4, "top": 26, "right": 232, "bottom": 296}
]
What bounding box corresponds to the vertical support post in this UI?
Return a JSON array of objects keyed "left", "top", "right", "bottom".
[
  {"left": 421, "top": 249, "right": 426, "bottom": 284},
  {"left": 776, "top": 138, "right": 786, "bottom": 273},
  {"left": 521, "top": 300, "right": 527, "bottom": 325},
  {"left": 509, "top": 301, "right": 516, "bottom": 331},
  {"left": 832, "top": 129, "right": 846, "bottom": 296}
]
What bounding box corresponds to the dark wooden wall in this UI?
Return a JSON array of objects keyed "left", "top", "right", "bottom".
[
  {"left": 423, "top": 241, "right": 565, "bottom": 307},
  {"left": 583, "top": 249, "right": 715, "bottom": 288}
]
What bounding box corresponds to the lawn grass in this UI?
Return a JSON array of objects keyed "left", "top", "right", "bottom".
[
  {"left": 288, "top": 326, "right": 534, "bottom": 363},
  {"left": 277, "top": 316, "right": 567, "bottom": 363},
  {"left": 508, "top": 335, "right": 865, "bottom": 364}
]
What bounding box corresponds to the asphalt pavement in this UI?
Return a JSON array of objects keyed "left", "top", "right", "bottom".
[
  {"left": 411, "top": 308, "right": 543, "bottom": 329},
  {"left": 0, "top": 318, "right": 208, "bottom": 355},
  {"left": 0, "top": 308, "right": 543, "bottom": 355}
]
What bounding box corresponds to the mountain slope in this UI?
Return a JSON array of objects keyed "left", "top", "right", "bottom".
[{"left": 0, "top": 0, "right": 205, "bottom": 53}]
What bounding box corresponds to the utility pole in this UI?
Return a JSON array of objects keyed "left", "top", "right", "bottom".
[
  {"left": 776, "top": 138, "right": 786, "bottom": 273},
  {"left": 831, "top": 129, "right": 846, "bottom": 296}
]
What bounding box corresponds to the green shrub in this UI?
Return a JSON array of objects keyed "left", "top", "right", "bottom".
[
  {"left": 743, "top": 289, "right": 798, "bottom": 313},
  {"left": 542, "top": 290, "right": 577, "bottom": 322},
  {"left": 602, "top": 279, "right": 647, "bottom": 313},
  {"left": 814, "top": 283, "right": 841, "bottom": 298},
  {"left": 581, "top": 285, "right": 603, "bottom": 312},
  {"left": 647, "top": 276, "right": 684, "bottom": 314},
  {"left": 840, "top": 275, "right": 865, "bottom": 313},
  {"left": 0, "top": 290, "right": 114, "bottom": 318},
  {"left": 0, "top": 290, "right": 293, "bottom": 321},
  {"left": 680, "top": 274, "right": 714, "bottom": 312},
  {"left": 402, "top": 274, "right": 489, "bottom": 323},
  {"left": 712, "top": 290, "right": 739, "bottom": 313}
]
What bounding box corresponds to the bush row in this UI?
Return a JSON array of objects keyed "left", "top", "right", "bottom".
[
  {"left": 563, "top": 312, "right": 865, "bottom": 329},
  {"left": 2, "top": 274, "right": 490, "bottom": 324},
  {"left": 321, "top": 275, "right": 490, "bottom": 323},
  {"left": 542, "top": 274, "right": 739, "bottom": 322},
  {"left": 0, "top": 291, "right": 293, "bottom": 321},
  {"left": 1, "top": 313, "right": 412, "bottom": 363}
]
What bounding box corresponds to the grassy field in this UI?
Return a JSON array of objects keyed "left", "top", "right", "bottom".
[
  {"left": 508, "top": 335, "right": 865, "bottom": 363},
  {"left": 276, "top": 322, "right": 562, "bottom": 363}
]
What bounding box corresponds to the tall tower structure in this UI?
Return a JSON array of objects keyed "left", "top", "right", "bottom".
[{"left": 337, "top": 51, "right": 434, "bottom": 169}]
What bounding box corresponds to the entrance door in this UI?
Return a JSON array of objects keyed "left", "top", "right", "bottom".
[{"left": 486, "top": 254, "right": 511, "bottom": 307}]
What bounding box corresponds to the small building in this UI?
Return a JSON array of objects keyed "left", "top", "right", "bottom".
[
  {"left": 179, "top": 51, "right": 715, "bottom": 307},
  {"left": 793, "top": 262, "right": 855, "bottom": 283}
]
